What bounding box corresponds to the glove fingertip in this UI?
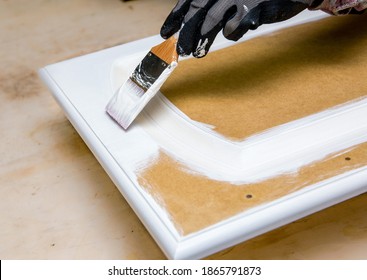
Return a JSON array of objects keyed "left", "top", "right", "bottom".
[
  {"left": 193, "top": 40, "right": 210, "bottom": 58},
  {"left": 160, "top": 20, "right": 181, "bottom": 39},
  {"left": 192, "top": 31, "right": 218, "bottom": 58},
  {"left": 160, "top": 26, "right": 172, "bottom": 39},
  {"left": 224, "top": 31, "right": 246, "bottom": 42},
  {"left": 160, "top": 11, "right": 185, "bottom": 39},
  {"left": 193, "top": 51, "right": 208, "bottom": 58},
  {"left": 177, "top": 42, "right": 191, "bottom": 56}
]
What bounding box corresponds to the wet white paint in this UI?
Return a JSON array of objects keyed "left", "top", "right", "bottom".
[
  {"left": 111, "top": 56, "right": 367, "bottom": 185},
  {"left": 142, "top": 95, "right": 367, "bottom": 184}
]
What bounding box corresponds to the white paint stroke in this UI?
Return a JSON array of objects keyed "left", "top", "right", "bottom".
[
  {"left": 110, "top": 48, "right": 367, "bottom": 185},
  {"left": 139, "top": 94, "right": 367, "bottom": 184},
  {"left": 108, "top": 11, "right": 367, "bottom": 185}
]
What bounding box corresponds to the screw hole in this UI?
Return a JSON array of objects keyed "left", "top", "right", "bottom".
[
  {"left": 345, "top": 157, "right": 351, "bottom": 161},
  {"left": 246, "top": 194, "right": 253, "bottom": 199}
]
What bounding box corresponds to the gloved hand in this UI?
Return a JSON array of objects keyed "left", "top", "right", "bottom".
[{"left": 160, "top": 0, "right": 312, "bottom": 58}]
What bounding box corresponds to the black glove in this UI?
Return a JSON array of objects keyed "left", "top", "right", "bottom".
[{"left": 161, "top": 0, "right": 311, "bottom": 58}]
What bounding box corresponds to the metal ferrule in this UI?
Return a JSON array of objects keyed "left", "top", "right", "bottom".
[{"left": 130, "top": 52, "right": 169, "bottom": 92}]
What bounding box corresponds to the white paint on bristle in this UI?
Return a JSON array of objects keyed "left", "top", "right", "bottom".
[
  {"left": 106, "top": 79, "right": 142, "bottom": 128},
  {"left": 106, "top": 61, "right": 178, "bottom": 129}
]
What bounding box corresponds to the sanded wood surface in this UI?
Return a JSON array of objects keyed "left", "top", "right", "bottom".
[{"left": 0, "top": 0, "right": 366, "bottom": 259}]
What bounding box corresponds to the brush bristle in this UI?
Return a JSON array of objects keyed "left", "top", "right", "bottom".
[
  {"left": 106, "top": 79, "right": 145, "bottom": 129},
  {"left": 106, "top": 61, "right": 178, "bottom": 130}
]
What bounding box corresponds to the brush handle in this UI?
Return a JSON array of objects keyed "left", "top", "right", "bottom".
[{"left": 151, "top": 36, "right": 178, "bottom": 65}]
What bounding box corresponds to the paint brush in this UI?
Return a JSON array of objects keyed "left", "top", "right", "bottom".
[{"left": 106, "top": 35, "right": 179, "bottom": 129}]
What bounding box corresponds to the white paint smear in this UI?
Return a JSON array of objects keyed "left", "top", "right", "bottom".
[{"left": 195, "top": 38, "right": 209, "bottom": 58}]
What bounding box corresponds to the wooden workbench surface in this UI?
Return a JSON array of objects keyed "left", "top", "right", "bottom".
[{"left": 1, "top": 0, "right": 366, "bottom": 259}]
